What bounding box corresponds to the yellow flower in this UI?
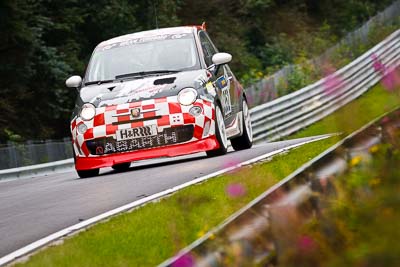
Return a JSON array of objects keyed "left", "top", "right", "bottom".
[
  {"left": 196, "top": 225, "right": 209, "bottom": 238},
  {"left": 369, "top": 178, "right": 381, "bottom": 187},
  {"left": 350, "top": 156, "right": 362, "bottom": 167},
  {"left": 369, "top": 145, "right": 379, "bottom": 153},
  {"left": 196, "top": 230, "right": 205, "bottom": 238}
]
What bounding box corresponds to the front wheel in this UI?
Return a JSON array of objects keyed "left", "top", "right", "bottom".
[
  {"left": 77, "top": 168, "right": 99, "bottom": 178},
  {"left": 207, "top": 105, "right": 228, "bottom": 157},
  {"left": 231, "top": 100, "right": 253, "bottom": 150}
]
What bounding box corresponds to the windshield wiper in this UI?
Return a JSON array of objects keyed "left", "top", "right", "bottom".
[
  {"left": 115, "top": 70, "right": 181, "bottom": 80},
  {"left": 85, "top": 79, "right": 115, "bottom": 86}
]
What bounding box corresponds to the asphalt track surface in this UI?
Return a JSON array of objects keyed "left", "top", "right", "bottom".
[{"left": 0, "top": 136, "right": 325, "bottom": 258}]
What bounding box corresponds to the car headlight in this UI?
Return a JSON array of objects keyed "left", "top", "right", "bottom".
[
  {"left": 80, "top": 103, "right": 96, "bottom": 121},
  {"left": 178, "top": 88, "right": 198, "bottom": 106}
]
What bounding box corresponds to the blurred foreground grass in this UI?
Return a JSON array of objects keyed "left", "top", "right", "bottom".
[
  {"left": 16, "top": 81, "right": 400, "bottom": 266},
  {"left": 279, "top": 119, "right": 400, "bottom": 267}
]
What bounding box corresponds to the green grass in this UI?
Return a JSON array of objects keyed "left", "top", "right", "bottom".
[
  {"left": 17, "top": 140, "right": 339, "bottom": 267},
  {"left": 16, "top": 82, "right": 399, "bottom": 267}
]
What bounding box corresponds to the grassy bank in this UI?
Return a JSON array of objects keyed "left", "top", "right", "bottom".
[{"left": 16, "top": 82, "right": 400, "bottom": 266}]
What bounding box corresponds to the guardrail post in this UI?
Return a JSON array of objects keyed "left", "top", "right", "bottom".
[
  {"left": 7, "top": 141, "right": 19, "bottom": 168},
  {"left": 45, "top": 139, "right": 56, "bottom": 162},
  {"left": 26, "top": 140, "right": 35, "bottom": 165},
  {"left": 63, "top": 137, "right": 73, "bottom": 158}
]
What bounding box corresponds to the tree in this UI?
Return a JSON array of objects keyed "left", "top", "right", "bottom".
[{"left": 0, "top": 0, "right": 396, "bottom": 142}]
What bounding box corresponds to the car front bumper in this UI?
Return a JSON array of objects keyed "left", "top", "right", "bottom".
[
  {"left": 74, "top": 136, "right": 218, "bottom": 170},
  {"left": 71, "top": 96, "right": 217, "bottom": 170}
]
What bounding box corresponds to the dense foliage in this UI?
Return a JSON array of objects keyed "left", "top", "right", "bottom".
[{"left": 0, "top": 0, "right": 394, "bottom": 142}]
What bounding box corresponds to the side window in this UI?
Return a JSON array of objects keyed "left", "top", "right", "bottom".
[
  {"left": 199, "top": 31, "right": 217, "bottom": 67},
  {"left": 215, "top": 62, "right": 225, "bottom": 77}
]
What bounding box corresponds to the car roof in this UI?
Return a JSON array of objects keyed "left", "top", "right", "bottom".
[{"left": 97, "top": 26, "right": 198, "bottom": 48}]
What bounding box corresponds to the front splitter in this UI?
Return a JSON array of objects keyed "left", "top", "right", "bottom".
[{"left": 75, "top": 136, "right": 219, "bottom": 170}]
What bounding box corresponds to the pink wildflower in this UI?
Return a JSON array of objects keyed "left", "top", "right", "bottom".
[
  {"left": 222, "top": 158, "right": 243, "bottom": 174},
  {"left": 323, "top": 72, "right": 344, "bottom": 96},
  {"left": 172, "top": 253, "right": 195, "bottom": 267},
  {"left": 297, "top": 235, "right": 317, "bottom": 253},
  {"left": 371, "top": 54, "right": 400, "bottom": 92},
  {"left": 381, "top": 116, "right": 390, "bottom": 123},
  {"left": 322, "top": 64, "right": 344, "bottom": 96},
  {"left": 247, "top": 93, "right": 254, "bottom": 106},
  {"left": 371, "top": 53, "right": 386, "bottom": 73},
  {"left": 223, "top": 159, "right": 241, "bottom": 169},
  {"left": 260, "top": 89, "right": 267, "bottom": 103},
  {"left": 382, "top": 67, "right": 400, "bottom": 92},
  {"left": 226, "top": 183, "right": 247, "bottom": 198}
]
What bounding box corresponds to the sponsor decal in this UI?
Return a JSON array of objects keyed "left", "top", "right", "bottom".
[
  {"left": 171, "top": 34, "right": 187, "bottom": 39},
  {"left": 221, "top": 87, "right": 232, "bottom": 114},
  {"left": 130, "top": 108, "right": 141, "bottom": 118},
  {"left": 215, "top": 76, "right": 227, "bottom": 89},
  {"left": 99, "top": 34, "right": 189, "bottom": 51},
  {"left": 95, "top": 147, "right": 104, "bottom": 154},
  {"left": 101, "top": 43, "right": 118, "bottom": 51},
  {"left": 205, "top": 82, "right": 216, "bottom": 96},
  {"left": 100, "top": 124, "right": 195, "bottom": 154},
  {"left": 216, "top": 76, "right": 232, "bottom": 115},
  {"left": 194, "top": 73, "right": 208, "bottom": 86},
  {"left": 129, "top": 84, "right": 169, "bottom": 101},
  {"left": 117, "top": 125, "right": 158, "bottom": 141},
  {"left": 104, "top": 133, "right": 178, "bottom": 154},
  {"left": 114, "top": 80, "right": 170, "bottom": 101}
]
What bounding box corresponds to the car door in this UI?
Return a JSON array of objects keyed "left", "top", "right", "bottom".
[
  {"left": 198, "top": 31, "right": 238, "bottom": 127},
  {"left": 221, "top": 64, "right": 241, "bottom": 116}
]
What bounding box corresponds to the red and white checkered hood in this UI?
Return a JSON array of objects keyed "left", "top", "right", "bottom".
[{"left": 71, "top": 96, "right": 215, "bottom": 157}]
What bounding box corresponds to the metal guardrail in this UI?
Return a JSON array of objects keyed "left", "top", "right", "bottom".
[
  {"left": 0, "top": 138, "right": 73, "bottom": 170},
  {"left": 245, "top": 0, "right": 400, "bottom": 107},
  {"left": 250, "top": 29, "right": 400, "bottom": 143},
  {"left": 0, "top": 159, "right": 74, "bottom": 180},
  {"left": 159, "top": 106, "right": 400, "bottom": 266}
]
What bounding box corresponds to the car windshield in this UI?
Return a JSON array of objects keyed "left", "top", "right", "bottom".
[{"left": 85, "top": 33, "right": 200, "bottom": 83}]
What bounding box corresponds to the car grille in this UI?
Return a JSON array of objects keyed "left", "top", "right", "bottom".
[{"left": 86, "top": 125, "right": 194, "bottom": 155}]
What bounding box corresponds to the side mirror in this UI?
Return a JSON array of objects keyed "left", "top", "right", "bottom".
[
  {"left": 66, "top": 75, "right": 82, "bottom": 88},
  {"left": 212, "top": 52, "right": 232, "bottom": 66}
]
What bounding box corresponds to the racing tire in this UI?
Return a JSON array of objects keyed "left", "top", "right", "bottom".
[
  {"left": 231, "top": 99, "right": 253, "bottom": 151},
  {"left": 207, "top": 105, "right": 228, "bottom": 157},
  {"left": 77, "top": 168, "right": 99, "bottom": 178},
  {"left": 112, "top": 162, "right": 131, "bottom": 172}
]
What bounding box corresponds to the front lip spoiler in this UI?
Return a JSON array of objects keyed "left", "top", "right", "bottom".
[{"left": 75, "top": 136, "right": 219, "bottom": 170}]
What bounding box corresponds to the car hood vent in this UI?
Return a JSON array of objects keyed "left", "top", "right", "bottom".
[{"left": 153, "top": 77, "right": 176, "bottom": 85}]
